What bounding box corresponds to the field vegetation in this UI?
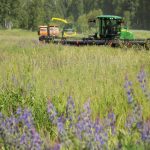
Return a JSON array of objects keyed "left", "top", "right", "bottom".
[{"left": 0, "top": 29, "right": 150, "bottom": 149}]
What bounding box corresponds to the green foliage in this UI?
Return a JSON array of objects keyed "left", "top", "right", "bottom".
[
  {"left": 77, "top": 14, "right": 88, "bottom": 32},
  {"left": 0, "top": 0, "right": 20, "bottom": 29},
  {"left": 0, "top": 0, "right": 149, "bottom": 30},
  {"left": 77, "top": 9, "right": 103, "bottom": 32}
]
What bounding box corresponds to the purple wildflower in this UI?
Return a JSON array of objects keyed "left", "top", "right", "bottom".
[
  {"left": 47, "top": 100, "right": 71, "bottom": 148},
  {"left": 18, "top": 108, "right": 34, "bottom": 129},
  {"left": 75, "top": 100, "right": 96, "bottom": 149},
  {"left": 132, "top": 103, "right": 143, "bottom": 123},
  {"left": 66, "top": 96, "right": 76, "bottom": 128},
  {"left": 125, "top": 102, "right": 143, "bottom": 135},
  {"left": 52, "top": 143, "right": 61, "bottom": 150},
  {"left": 137, "top": 68, "right": 150, "bottom": 100},
  {"left": 83, "top": 99, "right": 91, "bottom": 116},
  {"left": 136, "top": 121, "right": 143, "bottom": 131},
  {"left": 47, "top": 100, "right": 58, "bottom": 124},
  {"left": 93, "top": 117, "right": 108, "bottom": 149},
  {"left": 76, "top": 100, "right": 92, "bottom": 138},
  {"left": 124, "top": 75, "right": 134, "bottom": 103},
  {"left": 30, "top": 128, "right": 43, "bottom": 149},
  {"left": 107, "top": 112, "right": 116, "bottom": 134},
  {"left": 76, "top": 100, "right": 109, "bottom": 149},
  {"left": 16, "top": 107, "right": 22, "bottom": 115},
  {"left": 126, "top": 114, "right": 136, "bottom": 132},
  {"left": 0, "top": 108, "right": 43, "bottom": 149},
  {"left": 20, "top": 133, "right": 26, "bottom": 145},
  {"left": 57, "top": 117, "right": 65, "bottom": 135},
  {"left": 140, "top": 119, "right": 150, "bottom": 143},
  {"left": 57, "top": 116, "right": 71, "bottom": 148}
]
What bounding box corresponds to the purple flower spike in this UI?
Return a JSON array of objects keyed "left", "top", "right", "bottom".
[
  {"left": 53, "top": 143, "right": 61, "bottom": 150},
  {"left": 47, "top": 101, "right": 58, "bottom": 125},
  {"left": 30, "top": 128, "right": 43, "bottom": 150},
  {"left": 18, "top": 108, "right": 34, "bottom": 129},
  {"left": 137, "top": 68, "right": 150, "bottom": 100},
  {"left": 16, "top": 107, "right": 22, "bottom": 115},
  {"left": 75, "top": 100, "right": 94, "bottom": 147},
  {"left": 124, "top": 75, "right": 134, "bottom": 104},
  {"left": 126, "top": 114, "right": 135, "bottom": 131},
  {"left": 83, "top": 99, "right": 91, "bottom": 117},
  {"left": 107, "top": 112, "right": 116, "bottom": 134},
  {"left": 20, "top": 133, "right": 26, "bottom": 145},
  {"left": 0, "top": 108, "right": 43, "bottom": 149},
  {"left": 132, "top": 104, "right": 143, "bottom": 122},
  {"left": 140, "top": 119, "right": 150, "bottom": 143},
  {"left": 66, "top": 96, "right": 76, "bottom": 124},
  {"left": 57, "top": 117, "right": 65, "bottom": 135},
  {"left": 93, "top": 118, "right": 108, "bottom": 149}
]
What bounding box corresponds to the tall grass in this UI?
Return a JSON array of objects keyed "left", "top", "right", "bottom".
[{"left": 0, "top": 29, "right": 150, "bottom": 149}]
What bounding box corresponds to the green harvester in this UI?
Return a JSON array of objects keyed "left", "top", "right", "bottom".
[{"left": 39, "top": 15, "right": 150, "bottom": 49}]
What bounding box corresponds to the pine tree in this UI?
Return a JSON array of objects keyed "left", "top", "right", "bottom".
[
  {"left": 0, "top": 0, "right": 149, "bottom": 30},
  {"left": 27, "top": 0, "right": 45, "bottom": 30}
]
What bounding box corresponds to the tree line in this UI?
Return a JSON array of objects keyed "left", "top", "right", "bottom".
[{"left": 0, "top": 0, "right": 149, "bottom": 31}]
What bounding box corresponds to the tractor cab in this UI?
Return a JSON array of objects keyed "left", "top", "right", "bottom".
[
  {"left": 97, "top": 15, "right": 123, "bottom": 39},
  {"left": 38, "top": 26, "right": 48, "bottom": 36},
  {"left": 48, "top": 25, "right": 60, "bottom": 37}
]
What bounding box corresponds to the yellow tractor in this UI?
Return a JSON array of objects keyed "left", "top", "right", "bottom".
[
  {"left": 51, "top": 18, "right": 77, "bottom": 38},
  {"left": 38, "top": 18, "right": 76, "bottom": 42}
]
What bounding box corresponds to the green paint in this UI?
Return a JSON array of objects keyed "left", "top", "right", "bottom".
[
  {"left": 120, "top": 28, "right": 134, "bottom": 40},
  {"left": 97, "top": 15, "right": 122, "bottom": 20},
  {"left": 96, "top": 15, "right": 134, "bottom": 40}
]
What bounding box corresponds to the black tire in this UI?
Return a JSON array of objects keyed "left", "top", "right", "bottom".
[{"left": 39, "top": 36, "right": 46, "bottom": 41}]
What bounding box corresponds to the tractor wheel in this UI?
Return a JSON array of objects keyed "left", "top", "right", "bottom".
[
  {"left": 39, "top": 36, "right": 45, "bottom": 44},
  {"left": 39, "top": 39, "right": 46, "bottom": 44},
  {"left": 39, "top": 39, "right": 45, "bottom": 44},
  {"left": 145, "top": 39, "right": 150, "bottom": 50}
]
